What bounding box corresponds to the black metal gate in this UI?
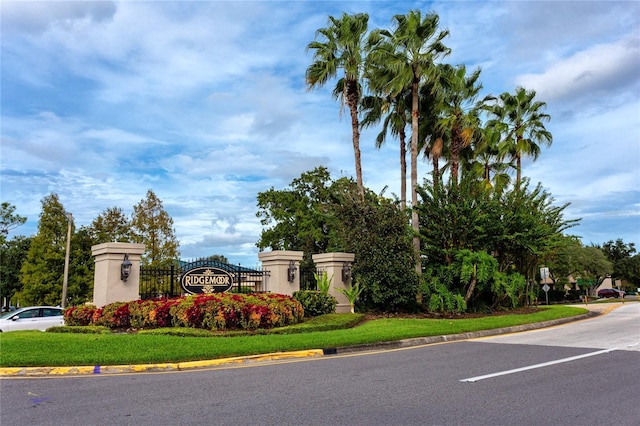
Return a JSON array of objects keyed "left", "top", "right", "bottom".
[{"left": 139, "top": 259, "right": 268, "bottom": 300}]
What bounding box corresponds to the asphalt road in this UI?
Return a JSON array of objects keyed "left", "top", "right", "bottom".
[{"left": 1, "top": 304, "right": 638, "bottom": 425}]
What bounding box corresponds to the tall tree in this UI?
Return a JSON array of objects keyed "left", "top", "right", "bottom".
[
  {"left": 0, "top": 235, "right": 32, "bottom": 307},
  {"left": 306, "top": 12, "right": 370, "bottom": 199},
  {"left": 333, "top": 182, "right": 419, "bottom": 312},
  {"left": 368, "top": 10, "right": 450, "bottom": 273},
  {"left": 600, "top": 239, "right": 637, "bottom": 283},
  {"left": 0, "top": 202, "right": 27, "bottom": 244},
  {"left": 417, "top": 78, "right": 447, "bottom": 185},
  {"left": 435, "top": 64, "right": 485, "bottom": 184},
  {"left": 131, "top": 190, "right": 180, "bottom": 267},
  {"left": 18, "top": 194, "right": 72, "bottom": 306},
  {"left": 360, "top": 85, "right": 411, "bottom": 209},
  {"left": 66, "top": 226, "right": 95, "bottom": 305},
  {"left": 89, "top": 206, "right": 133, "bottom": 244},
  {"left": 465, "top": 124, "right": 513, "bottom": 193},
  {"left": 487, "top": 87, "right": 552, "bottom": 184},
  {"left": 256, "top": 166, "right": 338, "bottom": 267}
]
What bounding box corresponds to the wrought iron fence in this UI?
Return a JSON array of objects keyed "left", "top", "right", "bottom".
[
  {"left": 300, "top": 267, "right": 318, "bottom": 291},
  {"left": 139, "top": 264, "right": 179, "bottom": 299},
  {"left": 139, "top": 259, "right": 268, "bottom": 299}
]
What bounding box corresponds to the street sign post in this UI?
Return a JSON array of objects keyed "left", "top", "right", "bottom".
[{"left": 540, "top": 268, "right": 550, "bottom": 305}]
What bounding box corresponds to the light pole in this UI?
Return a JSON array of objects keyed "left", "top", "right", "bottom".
[{"left": 61, "top": 213, "right": 72, "bottom": 308}]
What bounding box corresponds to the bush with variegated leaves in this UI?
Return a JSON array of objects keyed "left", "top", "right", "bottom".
[{"left": 63, "top": 293, "right": 304, "bottom": 331}]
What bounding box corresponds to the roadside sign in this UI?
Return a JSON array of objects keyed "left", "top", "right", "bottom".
[
  {"left": 542, "top": 283, "right": 550, "bottom": 305},
  {"left": 540, "top": 267, "right": 549, "bottom": 280}
]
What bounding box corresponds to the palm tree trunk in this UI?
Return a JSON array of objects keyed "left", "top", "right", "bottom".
[
  {"left": 346, "top": 81, "right": 364, "bottom": 200},
  {"left": 464, "top": 276, "right": 477, "bottom": 304},
  {"left": 411, "top": 74, "right": 421, "bottom": 274},
  {"left": 399, "top": 128, "right": 407, "bottom": 210}
]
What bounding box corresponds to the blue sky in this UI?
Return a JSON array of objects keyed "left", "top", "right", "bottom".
[{"left": 2, "top": 0, "right": 639, "bottom": 266}]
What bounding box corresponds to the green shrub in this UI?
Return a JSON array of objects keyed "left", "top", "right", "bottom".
[
  {"left": 423, "top": 277, "right": 467, "bottom": 314},
  {"left": 314, "top": 271, "right": 333, "bottom": 293},
  {"left": 293, "top": 290, "right": 337, "bottom": 317},
  {"left": 48, "top": 325, "right": 111, "bottom": 334}
]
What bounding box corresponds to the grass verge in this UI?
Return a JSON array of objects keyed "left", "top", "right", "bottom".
[{"left": 0, "top": 306, "right": 586, "bottom": 367}]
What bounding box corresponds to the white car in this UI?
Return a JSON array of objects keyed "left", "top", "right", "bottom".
[{"left": 0, "top": 306, "right": 64, "bottom": 332}]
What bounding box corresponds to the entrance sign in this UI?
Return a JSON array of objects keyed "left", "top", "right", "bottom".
[{"left": 181, "top": 267, "right": 234, "bottom": 294}]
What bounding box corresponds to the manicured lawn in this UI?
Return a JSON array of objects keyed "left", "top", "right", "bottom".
[{"left": 0, "top": 306, "right": 587, "bottom": 367}]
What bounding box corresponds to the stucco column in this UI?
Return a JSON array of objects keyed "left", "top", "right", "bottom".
[
  {"left": 92, "top": 242, "right": 145, "bottom": 307},
  {"left": 312, "top": 252, "right": 355, "bottom": 313},
  {"left": 258, "top": 250, "right": 303, "bottom": 296}
]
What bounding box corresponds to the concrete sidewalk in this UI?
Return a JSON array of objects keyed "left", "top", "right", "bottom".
[{"left": 0, "top": 302, "right": 627, "bottom": 378}]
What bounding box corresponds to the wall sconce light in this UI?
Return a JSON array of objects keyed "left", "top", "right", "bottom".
[
  {"left": 342, "top": 262, "right": 352, "bottom": 283},
  {"left": 121, "top": 253, "right": 133, "bottom": 282},
  {"left": 287, "top": 260, "right": 296, "bottom": 283}
]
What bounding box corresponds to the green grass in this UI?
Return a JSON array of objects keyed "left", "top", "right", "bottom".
[{"left": 0, "top": 306, "right": 587, "bottom": 368}]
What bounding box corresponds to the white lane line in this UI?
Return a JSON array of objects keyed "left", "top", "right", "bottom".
[{"left": 460, "top": 348, "right": 615, "bottom": 383}]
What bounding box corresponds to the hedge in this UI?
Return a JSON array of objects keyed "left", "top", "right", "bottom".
[{"left": 64, "top": 293, "right": 304, "bottom": 331}]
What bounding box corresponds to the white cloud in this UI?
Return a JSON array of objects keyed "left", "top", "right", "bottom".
[
  {"left": 2, "top": 1, "right": 640, "bottom": 264},
  {"left": 516, "top": 35, "right": 640, "bottom": 102}
]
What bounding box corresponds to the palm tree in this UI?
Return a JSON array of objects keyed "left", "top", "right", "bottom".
[
  {"left": 487, "top": 87, "right": 552, "bottom": 184},
  {"left": 435, "top": 64, "right": 485, "bottom": 185},
  {"left": 306, "top": 13, "right": 370, "bottom": 200},
  {"left": 360, "top": 83, "right": 411, "bottom": 209},
  {"left": 417, "top": 77, "right": 447, "bottom": 186},
  {"left": 368, "top": 10, "right": 450, "bottom": 273},
  {"left": 465, "top": 125, "right": 513, "bottom": 193}
]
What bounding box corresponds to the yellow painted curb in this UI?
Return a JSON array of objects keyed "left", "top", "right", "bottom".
[{"left": 0, "top": 350, "right": 324, "bottom": 377}]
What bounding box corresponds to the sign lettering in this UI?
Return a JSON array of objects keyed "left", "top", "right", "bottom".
[{"left": 180, "top": 267, "right": 234, "bottom": 294}]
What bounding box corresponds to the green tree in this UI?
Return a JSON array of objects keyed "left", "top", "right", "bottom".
[
  {"left": 360, "top": 86, "right": 411, "bottom": 210},
  {"left": 0, "top": 202, "right": 27, "bottom": 244},
  {"left": 368, "top": 10, "right": 450, "bottom": 273},
  {"left": 574, "top": 246, "right": 613, "bottom": 294},
  {"left": 17, "top": 194, "right": 71, "bottom": 306},
  {"left": 493, "top": 180, "right": 578, "bottom": 302},
  {"left": 0, "top": 235, "right": 32, "bottom": 306},
  {"left": 333, "top": 184, "right": 419, "bottom": 312},
  {"left": 306, "top": 12, "right": 370, "bottom": 199},
  {"left": 543, "top": 235, "right": 584, "bottom": 288},
  {"left": 457, "top": 249, "right": 498, "bottom": 304},
  {"left": 617, "top": 255, "right": 640, "bottom": 288},
  {"left": 487, "top": 87, "right": 552, "bottom": 184},
  {"left": 465, "top": 125, "right": 512, "bottom": 193},
  {"left": 256, "top": 167, "right": 419, "bottom": 312},
  {"left": 600, "top": 239, "right": 637, "bottom": 283},
  {"left": 417, "top": 176, "right": 578, "bottom": 306},
  {"left": 89, "top": 206, "right": 133, "bottom": 244},
  {"left": 66, "top": 226, "right": 95, "bottom": 305},
  {"left": 435, "top": 64, "right": 485, "bottom": 184},
  {"left": 256, "top": 166, "right": 337, "bottom": 268},
  {"left": 203, "top": 254, "right": 229, "bottom": 264},
  {"left": 417, "top": 174, "right": 498, "bottom": 266},
  {"left": 131, "top": 190, "right": 180, "bottom": 267}
]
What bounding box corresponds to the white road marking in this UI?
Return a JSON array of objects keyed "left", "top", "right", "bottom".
[{"left": 460, "top": 348, "right": 616, "bottom": 383}]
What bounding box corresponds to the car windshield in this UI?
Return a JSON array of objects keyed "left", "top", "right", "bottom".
[{"left": 0, "top": 310, "right": 20, "bottom": 319}]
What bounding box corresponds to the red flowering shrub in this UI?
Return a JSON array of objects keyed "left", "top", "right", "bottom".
[
  {"left": 93, "top": 302, "right": 130, "bottom": 328},
  {"left": 154, "top": 298, "right": 180, "bottom": 327},
  {"left": 64, "top": 305, "right": 97, "bottom": 326},
  {"left": 64, "top": 293, "right": 304, "bottom": 331},
  {"left": 128, "top": 299, "right": 163, "bottom": 329}
]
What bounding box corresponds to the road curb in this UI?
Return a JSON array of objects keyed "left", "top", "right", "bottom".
[
  {"left": 0, "top": 308, "right": 606, "bottom": 377},
  {"left": 0, "top": 349, "right": 324, "bottom": 377}
]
